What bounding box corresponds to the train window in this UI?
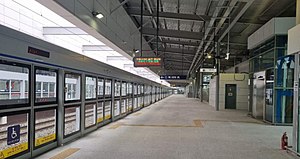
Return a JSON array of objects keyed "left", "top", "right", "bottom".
[
  {"left": 0, "top": 112, "right": 29, "bottom": 158},
  {"left": 105, "top": 80, "right": 111, "bottom": 97},
  {"left": 104, "top": 101, "right": 111, "bottom": 120},
  {"left": 64, "top": 106, "right": 80, "bottom": 136},
  {"left": 97, "top": 102, "right": 104, "bottom": 123},
  {"left": 35, "top": 68, "right": 57, "bottom": 104},
  {"left": 0, "top": 61, "right": 29, "bottom": 107},
  {"left": 114, "top": 81, "right": 121, "bottom": 97},
  {"left": 85, "top": 76, "right": 96, "bottom": 100},
  {"left": 127, "top": 83, "right": 132, "bottom": 95},
  {"left": 65, "top": 73, "right": 81, "bottom": 101},
  {"left": 34, "top": 109, "right": 56, "bottom": 148},
  {"left": 97, "top": 78, "right": 104, "bottom": 98},
  {"left": 85, "top": 103, "right": 96, "bottom": 128},
  {"left": 121, "top": 82, "right": 126, "bottom": 96}
]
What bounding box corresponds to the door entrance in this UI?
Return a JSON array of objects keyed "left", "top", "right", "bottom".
[{"left": 225, "top": 84, "right": 237, "bottom": 109}]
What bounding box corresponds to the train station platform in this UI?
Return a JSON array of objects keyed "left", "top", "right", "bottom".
[{"left": 36, "top": 95, "right": 293, "bottom": 159}]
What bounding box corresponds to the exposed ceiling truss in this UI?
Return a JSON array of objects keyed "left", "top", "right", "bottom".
[{"left": 120, "top": 0, "right": 295, "bottom": 83}]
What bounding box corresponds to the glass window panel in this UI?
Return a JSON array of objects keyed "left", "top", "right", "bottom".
[
  {"left": 97, "top": 102, "right": 104, "bottom": 123},
  {"left": 105, "top": 80, "right": 111, "bottom": 97},
  {"left": 133, "top": 97, "right": 137, "bottom": 109},
  {"left": 127, "top": 83, "right": 132, "bottom": 94},
  {"left": 104, "top": 101, "right": 111, "bottom": 120},
  {"left": 276, "top": 55, "right": 294, "bottom": 88},
  {"left": 275, "top": 89, "right": 293, "bottom": 124},
  {"left": 97, "top": 78, "right": 104, "bottom": 97},
  {"left": 0, "top": 113, "right": 29, "bottom": 158},
  {"left": 64, "top": 106, "right": 80, "bottom": 136},
  {"left": 0, "top": 62, "right": 29, "bottom": 106},
  {"left": 121, "top": 82, "right": 126, "bottom": 96},
  {"left": 114, "top": 81, "right": 121, "bottom": 97},
  {"left": 141, "top": 85, "right": 144, "bottom": 94},
  {"left": 127, "top": 98, "right": 132, "bottom": 111},
  {"left": 134, "top": 85, "right": 137, "bottom": 95},
  {"left": 85, "top": 76, "right": 96, "bottom": 99},
  {"left": 114, "top": 100, "right": 120, "bottom": 116},
  {"left": 276, "top": 35, "right": 288, "bottom": 48},
  {"left": 137, "top": 85, "right": 141, "bottom": 94},
  {"left": 85, "top": 103, "right": 96, "bottom": 128},
  {"left": 65, "top": 73, "right": 81, "bottom": 101},
  {"left": 260, "top": 50, "right": 274, "bottom": 70},
  {"left": 121, "top": 100, "right": 126, "bottom": 113},
  {"left": 35, "top": 69, "right": 57, "bottom": 103},
  {"left": 35, "top": 109, "right": 56, "bottom": 147}
]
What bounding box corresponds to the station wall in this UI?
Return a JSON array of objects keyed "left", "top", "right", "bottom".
[{"left": 209, "top": 73, "right": 249, "bottom": 110}]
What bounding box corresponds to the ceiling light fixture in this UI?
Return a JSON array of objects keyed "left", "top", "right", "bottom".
[
  {"left": 92, "top": 11, "right": 104, "bottom": 19},
  {"left": 225, "top": 53, "right": 230, "bottom": 60},
  {"left": 207, "top": 53, "right": 212, "bottom": 59}
]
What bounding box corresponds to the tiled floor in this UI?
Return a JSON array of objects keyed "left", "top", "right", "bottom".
[{"left": 36, "top": 95, "right": 295, "bottom": 159}]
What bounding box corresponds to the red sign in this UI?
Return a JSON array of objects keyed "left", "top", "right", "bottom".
[{"left": 134, "top": 57, "right": 161, "bottom": 67}]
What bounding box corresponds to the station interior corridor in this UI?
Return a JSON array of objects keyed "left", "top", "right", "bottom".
[{"left": 36, "top": 95, "right": 293, "bottom": 159}]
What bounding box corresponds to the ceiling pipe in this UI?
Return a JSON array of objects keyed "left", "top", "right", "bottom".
[
  {"left": 192, "top": 0, "right": 255, "bottom": 74},
  {"left": 194, "top": 0, "right": 254, "bottom": 71},
  {"left": 187, "top": 0, "right": 226, "bottom": 76},
  {"left": 144, "top": 0, "right": 165, "bottom": 51}
]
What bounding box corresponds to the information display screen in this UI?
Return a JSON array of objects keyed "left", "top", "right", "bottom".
[{"left": 134, "top": 57, "right": 161, "bottom": 67}]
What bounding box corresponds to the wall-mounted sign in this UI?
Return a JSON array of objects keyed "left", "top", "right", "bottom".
[
  {"left": 160, "top": 75, "right": 187, "bottom": 80},
  {"left": 200, "top": 68, "right": 217, "bottom": 73},
  {"left": 134, "top": 57, "right": 161, "bottom": 67},
  {"left": 7, "top": 125, "right": 20, "bottom": 145},
  {"left": 28, "top": 46, "right": 50, "bottom": 58}
]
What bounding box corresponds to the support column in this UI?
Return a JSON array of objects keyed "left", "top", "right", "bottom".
[
  {"left": 200, "top": 72, "right": 203, "bottom": 102},
  {"left": 297, "top": 0, "right": 300, "bottom": 25},
  {"left": 293, "top": 54, "right": 299, "bottom": 152},
  {"left": 215, "top": 42, "right": 220, "bottom": 111}
]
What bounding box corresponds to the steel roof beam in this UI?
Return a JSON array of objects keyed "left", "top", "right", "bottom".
[
  {"left": 157, "top": 39, "right": 200, "bottom": 46},
  {"left": 143, "top": 27, "right": 204, "bottom": 40},
  {"left": 128, "top": 9, "right": 210, "bottom": 22}
]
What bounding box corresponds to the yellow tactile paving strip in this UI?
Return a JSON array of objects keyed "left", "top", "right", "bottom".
[
  {"left": 108, "top": 120, "right": 204, "bottom": 129},
  {"left": 193, "top": 120, "right": 203, "bottom": 127},
  {"left": 49, "top": 148, "right": 80, "bottom": 159},
  {"left": 119, "top": 120, "right": 204, "bottom": 128},
  {"left": 109, "top": 123, "right": 121, "bottom": 129}
]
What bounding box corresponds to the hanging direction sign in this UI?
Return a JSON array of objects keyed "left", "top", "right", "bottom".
[
  {"left": 160, "top": 75, "right": 187, "bottom": 80},
  {"left": 199, "top": 68, "right": 217, "bottom": 73}
]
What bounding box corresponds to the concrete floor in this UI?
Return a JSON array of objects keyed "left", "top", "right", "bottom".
[{"left": 37, "top": 95, "right": 295, "bottom": 159}]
